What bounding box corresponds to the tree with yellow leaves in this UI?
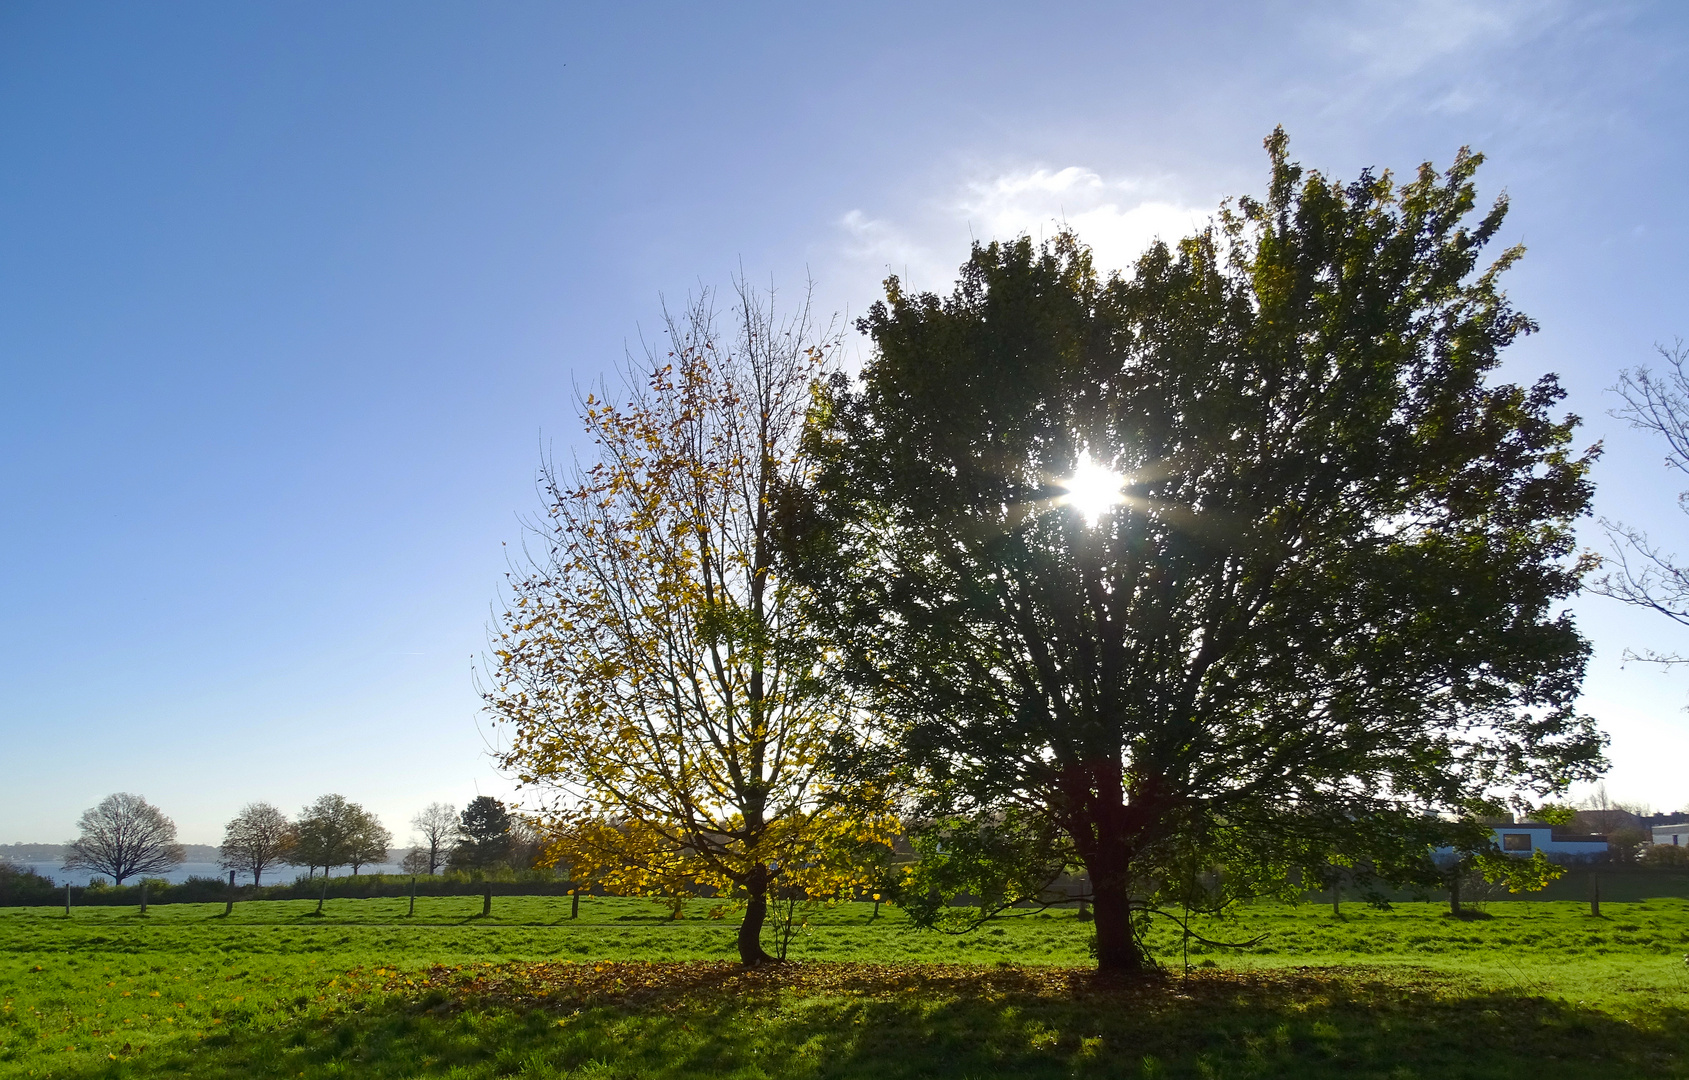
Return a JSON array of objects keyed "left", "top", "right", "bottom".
[{"left": 484, "top": 280, "right": 891, "bottom": 965}]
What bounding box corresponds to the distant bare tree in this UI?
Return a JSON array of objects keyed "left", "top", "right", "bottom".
[
  {"left": 1582, "top": 782, "right": 1653, "bottom": 865},
  {"left": 63, "top": 793, "right": 185, "bottom": 886},
  {"left": 1595, "top": 340, "right": 1689, "bottom": 664},
  {"left": 409, "top": 803, "right": 457, "bottom": 875},
  {"left": 398, "top": 847, "right": 432, "bottom": 875},
  {"left": 507, "top": 816, "right": 544, "bottom": 871},
  {"left": 218, "top": 802, "right": 293, "bottom": 886},
  {"left": 1575, "top": 783, "right": 1649, "bottom": 835}
]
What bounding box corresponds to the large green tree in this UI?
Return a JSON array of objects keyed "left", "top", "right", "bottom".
[
  {"left": 344, "top": 805, "right": 391, "bottom": 876},
  {"left": 451, "top": 796, "right": 513, "bottom": 871},
  {"left": 291, "top": 794, "right": 387, "bottom": 890},
  {"left": 788, "top": 131, "right": 1607, "bottom": 972}
]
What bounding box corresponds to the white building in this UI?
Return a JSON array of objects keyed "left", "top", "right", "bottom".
[
  {"left": 1476, "top": 823, "right": 1608, "bottom": 862},
  {"left": 1652, "top": 822, "right": 1689, "bottom": 848}
]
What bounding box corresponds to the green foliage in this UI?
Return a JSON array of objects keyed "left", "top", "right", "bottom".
[
  {"left": 0, "top": 860, "right": 57, "bottom": 905},
  {"left": 896, "top": 813, "right": 1070, "bottom": 930},
  {"left": 1533, "top": 803, "right": 1579, "bottom": 826},
  {"left": 450, "top": 796, "right": 512, "bottom": 872},
  {"left": 791, "top": 130, "right": 1607, "bottom": 969},
  {"left": 292, "top": 794, "right": 390, "bottom": 876},
  {"left": 1472, "top": 848, "right": 1565, "bottom": 894},
  {"left": 1610, "top": 825, "right": 1652, "bottom": 864},
  {"left": 0, "top": 869, "right": 584, "bottom": 910},
  {"left": 1642, "top": 843, "right": 1689, "bottom": 868}
]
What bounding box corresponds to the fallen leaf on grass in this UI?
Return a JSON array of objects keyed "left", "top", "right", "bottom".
[{"left": 374, "top": 960, "right": 1453, "bottom": 1016}]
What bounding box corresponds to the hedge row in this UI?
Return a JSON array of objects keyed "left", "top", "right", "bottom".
[{"left": 0, "top": 867, "right": 585, "bottom": 908}]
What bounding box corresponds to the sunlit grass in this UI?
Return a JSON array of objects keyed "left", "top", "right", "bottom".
[{"left": 4, "top": 896, "right": 1688, "bottom": 1077}]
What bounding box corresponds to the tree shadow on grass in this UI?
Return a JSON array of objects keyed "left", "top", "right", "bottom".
[{"left": 55, "top": 962, "right": 1689, "bottom": 1080}]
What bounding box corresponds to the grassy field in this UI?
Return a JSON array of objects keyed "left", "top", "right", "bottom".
[{"left": 4, "top": 894, "right": 1689, "bottom": 1078}]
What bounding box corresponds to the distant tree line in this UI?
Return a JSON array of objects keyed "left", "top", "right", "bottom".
[
  {"left": 0, "top": 860, "right": 576, "bottom": 908},
  {"left": 49, "top": 791, "right": 541, "bottom": 888}
]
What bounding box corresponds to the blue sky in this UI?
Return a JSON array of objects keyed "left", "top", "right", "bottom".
[{"left": 2, "top": 1, "right": 1686, "bottom": 844}]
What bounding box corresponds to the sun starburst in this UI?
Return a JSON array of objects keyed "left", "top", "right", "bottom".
[{"left": 1060, "top": 451, "right": 1126, "bottom": 526}]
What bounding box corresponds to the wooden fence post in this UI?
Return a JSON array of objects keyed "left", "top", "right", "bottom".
[{"left": 1590, "top": 871, "right": 1601, "bottom": 918}]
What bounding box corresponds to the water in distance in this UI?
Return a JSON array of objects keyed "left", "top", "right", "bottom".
[{"left": 17, "top": 861, "right": 401, "bottom": 886}]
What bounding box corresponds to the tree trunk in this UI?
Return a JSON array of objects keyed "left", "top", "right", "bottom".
[
  {"left": 482, "top": 883, "right": 492, "bottom": 918},
  {"left": 1090, "top": 874, "right": 1143, "bottom": 973},
  {"left": 1332, "top": 883, "right": 1340, "bottom": 918},
  {"left": 570, "top": 888, "right": 580, "bottom": 920},
  {"left": 1589, "top": 872, "right": 1601, "bottom": 918},
  {"left": 224, "top": 870, "right": 235, "bottom": 917},
  {"left": 1065, "top": 773, "right": 1149, "bottom": 974},
  {"left": 737, "top": 865, "right": 777, "bottom": 966},
  {"left": 409, "top": 876, "right": 416, "bottom": 917},
  {"left": 1448, "top": 874, "right": 1461, "bottom": 916},
  {"left": 139, "top": 881, "right": 148, "bottom": 916},
  {"left": 316, "top": 872, "right": 328, "bottom": 913}
]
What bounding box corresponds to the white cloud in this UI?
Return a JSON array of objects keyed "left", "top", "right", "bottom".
[
  {"left": 957, "top": 167, "right": 1206, "bottom": 276},
  {"left": 1326, "top": 0, "right": 1566, "bottom": 81},
  {"left": 835, "top": 166, "right": 1209, "bottom": 295},
  {"left": 838, "top": 209, "right": 936, "bottom": 276},
  {"left": 1284, "top": 0, "right": 1615, "bottom": 134}
]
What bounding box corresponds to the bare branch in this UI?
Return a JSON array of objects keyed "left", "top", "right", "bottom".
[
  {"left": 1595, "top": 340, "right": 1689, "bottom": 655},
  {"left": 62, "top": 793, "right": 184, "bottom": 886}
]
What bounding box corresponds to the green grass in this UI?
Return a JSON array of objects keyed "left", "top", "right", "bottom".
[{"left": 4, "top": 895, "right": 1689, "bottom": 1078}]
